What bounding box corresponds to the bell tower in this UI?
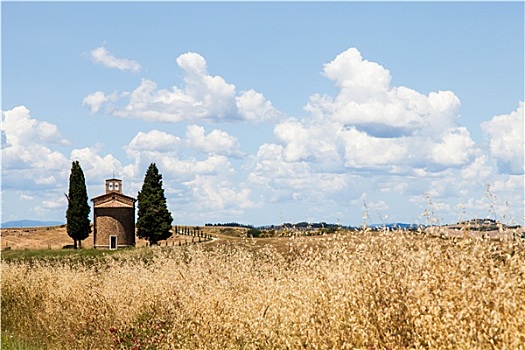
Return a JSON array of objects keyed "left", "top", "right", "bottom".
[{"left": 105, "top": 179, "right": 122, "bottom": 194}]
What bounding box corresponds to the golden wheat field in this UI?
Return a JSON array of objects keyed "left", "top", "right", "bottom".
[{"left": 2, "top": 229, "right": 525, "bottom": 350}]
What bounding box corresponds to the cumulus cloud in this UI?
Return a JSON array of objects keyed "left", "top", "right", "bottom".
[
  {"left": 123, "top": 126, "right": 235, "bottom": 183},
  {"left": 183, "top": 175, "right": 253, "bottom": 212},
  {"left": 2, "top": 106, "right": 68, "bottom": 148},
  {"left": 429, "top": 127, "right": 475, "bottom": 167},
  {"left": 127, "top": 130, "right": 181, "bottom": 153},
  {"left": 121, "top": 128, "right": 251, "bottom": 219},
  {"left": 236, "top": 89, "right": 282, "bottom": 121},
  {"left": 0, "top": 105, "right": 72, "bottom": 220},
  {"left": 123, "top": 129, "right": 237, "bottom": 182},
  {"left": 481, "top": 102, "right": 524, "bottom": 175},
  {"left": 185, "top": 125, "right": 242, "bottom": 157},
  {"left": 306, "top": 48, "right": 462, "bottom": 138},
  {"left": 322, "top": 48, "right": 391, "bottom": 102},
  {"left": 82, "top": 91, "right": 108, "bottom": 113},
  {"left": 337, "top": 126, "right": 408, "bottom": 169},
  {"left": 258, "top": 48, "right": 475, "bottom": 174},
  {"left": 90, "top": 47, "right": 141, "bottom": 72},
  {"left": 85, "top": 52, "right": 282, "bottom": 122},
  {"left": 249, "top": 142, "right": 348, "bottom": 204},
  {"left": 5, "top": 48, "right": 522, "bottom": 225},
  {"left": 2, "top": 106, "right": 69, "bottom": 182},
  {"left": 70, "top": 147, "right": 124, "bottom": 182},
  {"left": 248, "top": 47, "right": 481, "bottom": 210},
  {"left": 460, "top": 155, "right": 493, "bottom": 183}
]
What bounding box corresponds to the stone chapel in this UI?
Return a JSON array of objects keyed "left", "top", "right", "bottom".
[{"left": 91, "top": 179, "right": 136, "bottom": 249}]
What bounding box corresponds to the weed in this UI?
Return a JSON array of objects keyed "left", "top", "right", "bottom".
[{"left": 2, "top": 231, "right": 524, "bottom": 349}]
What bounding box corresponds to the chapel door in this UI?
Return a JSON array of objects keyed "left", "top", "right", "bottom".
[{"left": 110, "top": 236, "right": 117, "bottom": 250}]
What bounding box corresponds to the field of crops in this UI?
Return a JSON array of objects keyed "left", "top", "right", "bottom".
[{"left": 2, "top": 229, "right": 524, "bottom": 349}]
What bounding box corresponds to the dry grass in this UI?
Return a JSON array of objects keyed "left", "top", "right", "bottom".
[
  {"left": 0, "top": 225, "right": 225, "bottom": 250},
  {"left": 2, "top": 229, "right": 525, "bottom": 349},
  {"left": 1, "top": 226, "right": 72, "bottom": 250}
]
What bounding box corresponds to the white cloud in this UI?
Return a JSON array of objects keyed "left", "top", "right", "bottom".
[
  {"left": 249, "top": 142, "right": 348, "bottom": 204},
  {"left": 123, "top": 129, "right": 238, "bottom": 189},
  {"left": 121, "top": 128, "right": 251, "bottom": 221},
  {"left": 4, "top": 48, "right": 522, "bottom": 226},
  {"left": 90, "top": 47, "right": 141, "bottom": 72},
  {"left": 1, "top": 106, "right": 69, "bottom": 187},
  {"left": 307, "top": 50, "right": 461, "bottom": 141},
  {"left": 70, "top": 147, "right": 123, "bottom": 183},
  {"left": 257, "top": 48, "right": 475, "bottom": 175},
  {"left": 337, "top": 126, "right": 407, "bottom": 169},
  {"left": 32, "top": 194, "right": 68, "bottom": 217},
  {"left": 481, "top": 102, "right": 524, "bottom": 175},
  {"left": 273, "top": 118, "right": 310, "bottom": 162},
  {"left": 247, "top": 47, "right": 486, "bottom": 218},
  {"left": 41, "top": 198, "right": 66, "bottom": 210},
  {"left": 1, "top": 106, "right": 73, "bottom": 221},
  {"left": 35, "top": 175, "right": 58, "bottom": 186},
  {"left": 176, "top": 52, "right": 236, "bottom": 118},
  {"left": 236, "top": 89, "right": 282, "bottom": 121},
  {"left": 306, "top": 50, "right": 462, "bottom": 138},
  {"left": 127, "top": 130, "right": 181, "bottom": 153},
  {"left": 460, "top": 155, "right": 493, "bottom": 183},
  {"left": 183, "top": 175, "right": 253, "bottom": 212},
  {"left": 430, "top": 127, "right": 475, "bottom": 167},
  {"left": 19, "top": 193, "right": 35, "bottom": 201},
  {"left": 322, "top": 48, "right": 391, "bottom": 102},
  {"left": 160, "top": 155, "right": 233, "bottom": 179},
  {"left": 82, "top": 91, "right": 108, "bottom": 113},
  {"left": 185, "top": 125, "right": 242, "bottom": 157},
  {"left": 85, "top": 52, "right": 281, "bottom": 123},
  {"left": 455, "top": 174, "right": 524, "bottom": 223},
  {"left": 2, "top": 106, "right": 68, "bottom": 148}
]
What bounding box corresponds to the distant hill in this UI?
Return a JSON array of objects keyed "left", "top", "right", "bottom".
[{"left": 1, "top": 220, "right": 64, "bottom": 228}]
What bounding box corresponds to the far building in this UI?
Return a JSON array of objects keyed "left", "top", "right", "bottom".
[{"left": 91, "top": 179, "right": 136, "bottom": 249}]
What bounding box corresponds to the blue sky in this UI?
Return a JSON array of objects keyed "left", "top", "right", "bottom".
[{"left": 2, "top": 1, "right": 524, "bottom": 226}]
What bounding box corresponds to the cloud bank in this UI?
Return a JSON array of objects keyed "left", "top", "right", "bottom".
[
  {"left": 83, "top": 52, "right": 282, "bottom": 123},
  {"left": 253, "top": 47, "right": 476, "bottom": 182},
  {"left": 481, "top": 102, "right": 524, "bottom": 175},
  {"left": 4, "top": 48, "right": 524, "bottom": 224}
]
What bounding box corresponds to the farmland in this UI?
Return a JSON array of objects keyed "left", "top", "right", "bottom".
[{"left": 2, "top": 225, "right": 525, "bottom": 349}]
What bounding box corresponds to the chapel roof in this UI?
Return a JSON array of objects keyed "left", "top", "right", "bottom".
[{"left": 91, "top": 194, "right": 135, "bottom": 208}]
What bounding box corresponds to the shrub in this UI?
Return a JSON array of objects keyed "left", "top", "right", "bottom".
[{"left": 246, "top": 227, "right": 261, "bottom": 238}]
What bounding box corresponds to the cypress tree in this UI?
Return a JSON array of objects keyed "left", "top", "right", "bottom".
[
  {"left": 66, "top": 161, "right": 91, "bottom": 249},
  {"left": 137, "top": 163, "right": 173, "bottom": 245}
]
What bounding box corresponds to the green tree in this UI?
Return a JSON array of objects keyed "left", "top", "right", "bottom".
[
  {"left": 65, "top": 161, "right": 91, "bottom": 249},
  {"left": 137, "top": 163, "right": 173, "bottom": 245}
]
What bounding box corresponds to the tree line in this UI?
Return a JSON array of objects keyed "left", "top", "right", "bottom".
[{"left": 205, "top": 222, "right": 254, "bottom": 229}]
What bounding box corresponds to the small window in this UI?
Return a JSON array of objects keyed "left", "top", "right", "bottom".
[
  {"left": 114, "top": 183, "right": 119, "bottom": 190},
  {"left": 109, "top": 183, "right": 113, "bottom": 190}
]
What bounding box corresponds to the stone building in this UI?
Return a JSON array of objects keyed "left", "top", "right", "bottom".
[{"left": 91, "top": 179, "right": 136, "bottom": 249}]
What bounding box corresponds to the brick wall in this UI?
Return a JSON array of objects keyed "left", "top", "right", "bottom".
[{"left": 94, "top": 207, "right": 135, "bottom": 248}]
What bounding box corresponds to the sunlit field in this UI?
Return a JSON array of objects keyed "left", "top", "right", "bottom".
[{"left": 2, "top": 229, "right": 524, "bottom": 349}]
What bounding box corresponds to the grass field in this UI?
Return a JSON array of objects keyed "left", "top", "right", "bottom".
[
  {"left": 2, "top": 227, "right": 524, "bottom": 350},
  {"left": 0, "top": 225, "right": 225, "bottom": 251}
]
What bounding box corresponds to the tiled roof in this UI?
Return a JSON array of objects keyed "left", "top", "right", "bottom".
[
  {"left": 91, "top": 192, "right": 136, "bottom": 201},
  {"left": 92, "top": 192, "right": 136, "bottom": 208},
  {"left": 95, "top": 199, "right": 134, "bottom": 208}
]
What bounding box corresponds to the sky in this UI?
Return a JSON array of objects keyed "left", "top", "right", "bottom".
[{"left": 2, "top": 1, "right": 524, "bottom": 227}]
